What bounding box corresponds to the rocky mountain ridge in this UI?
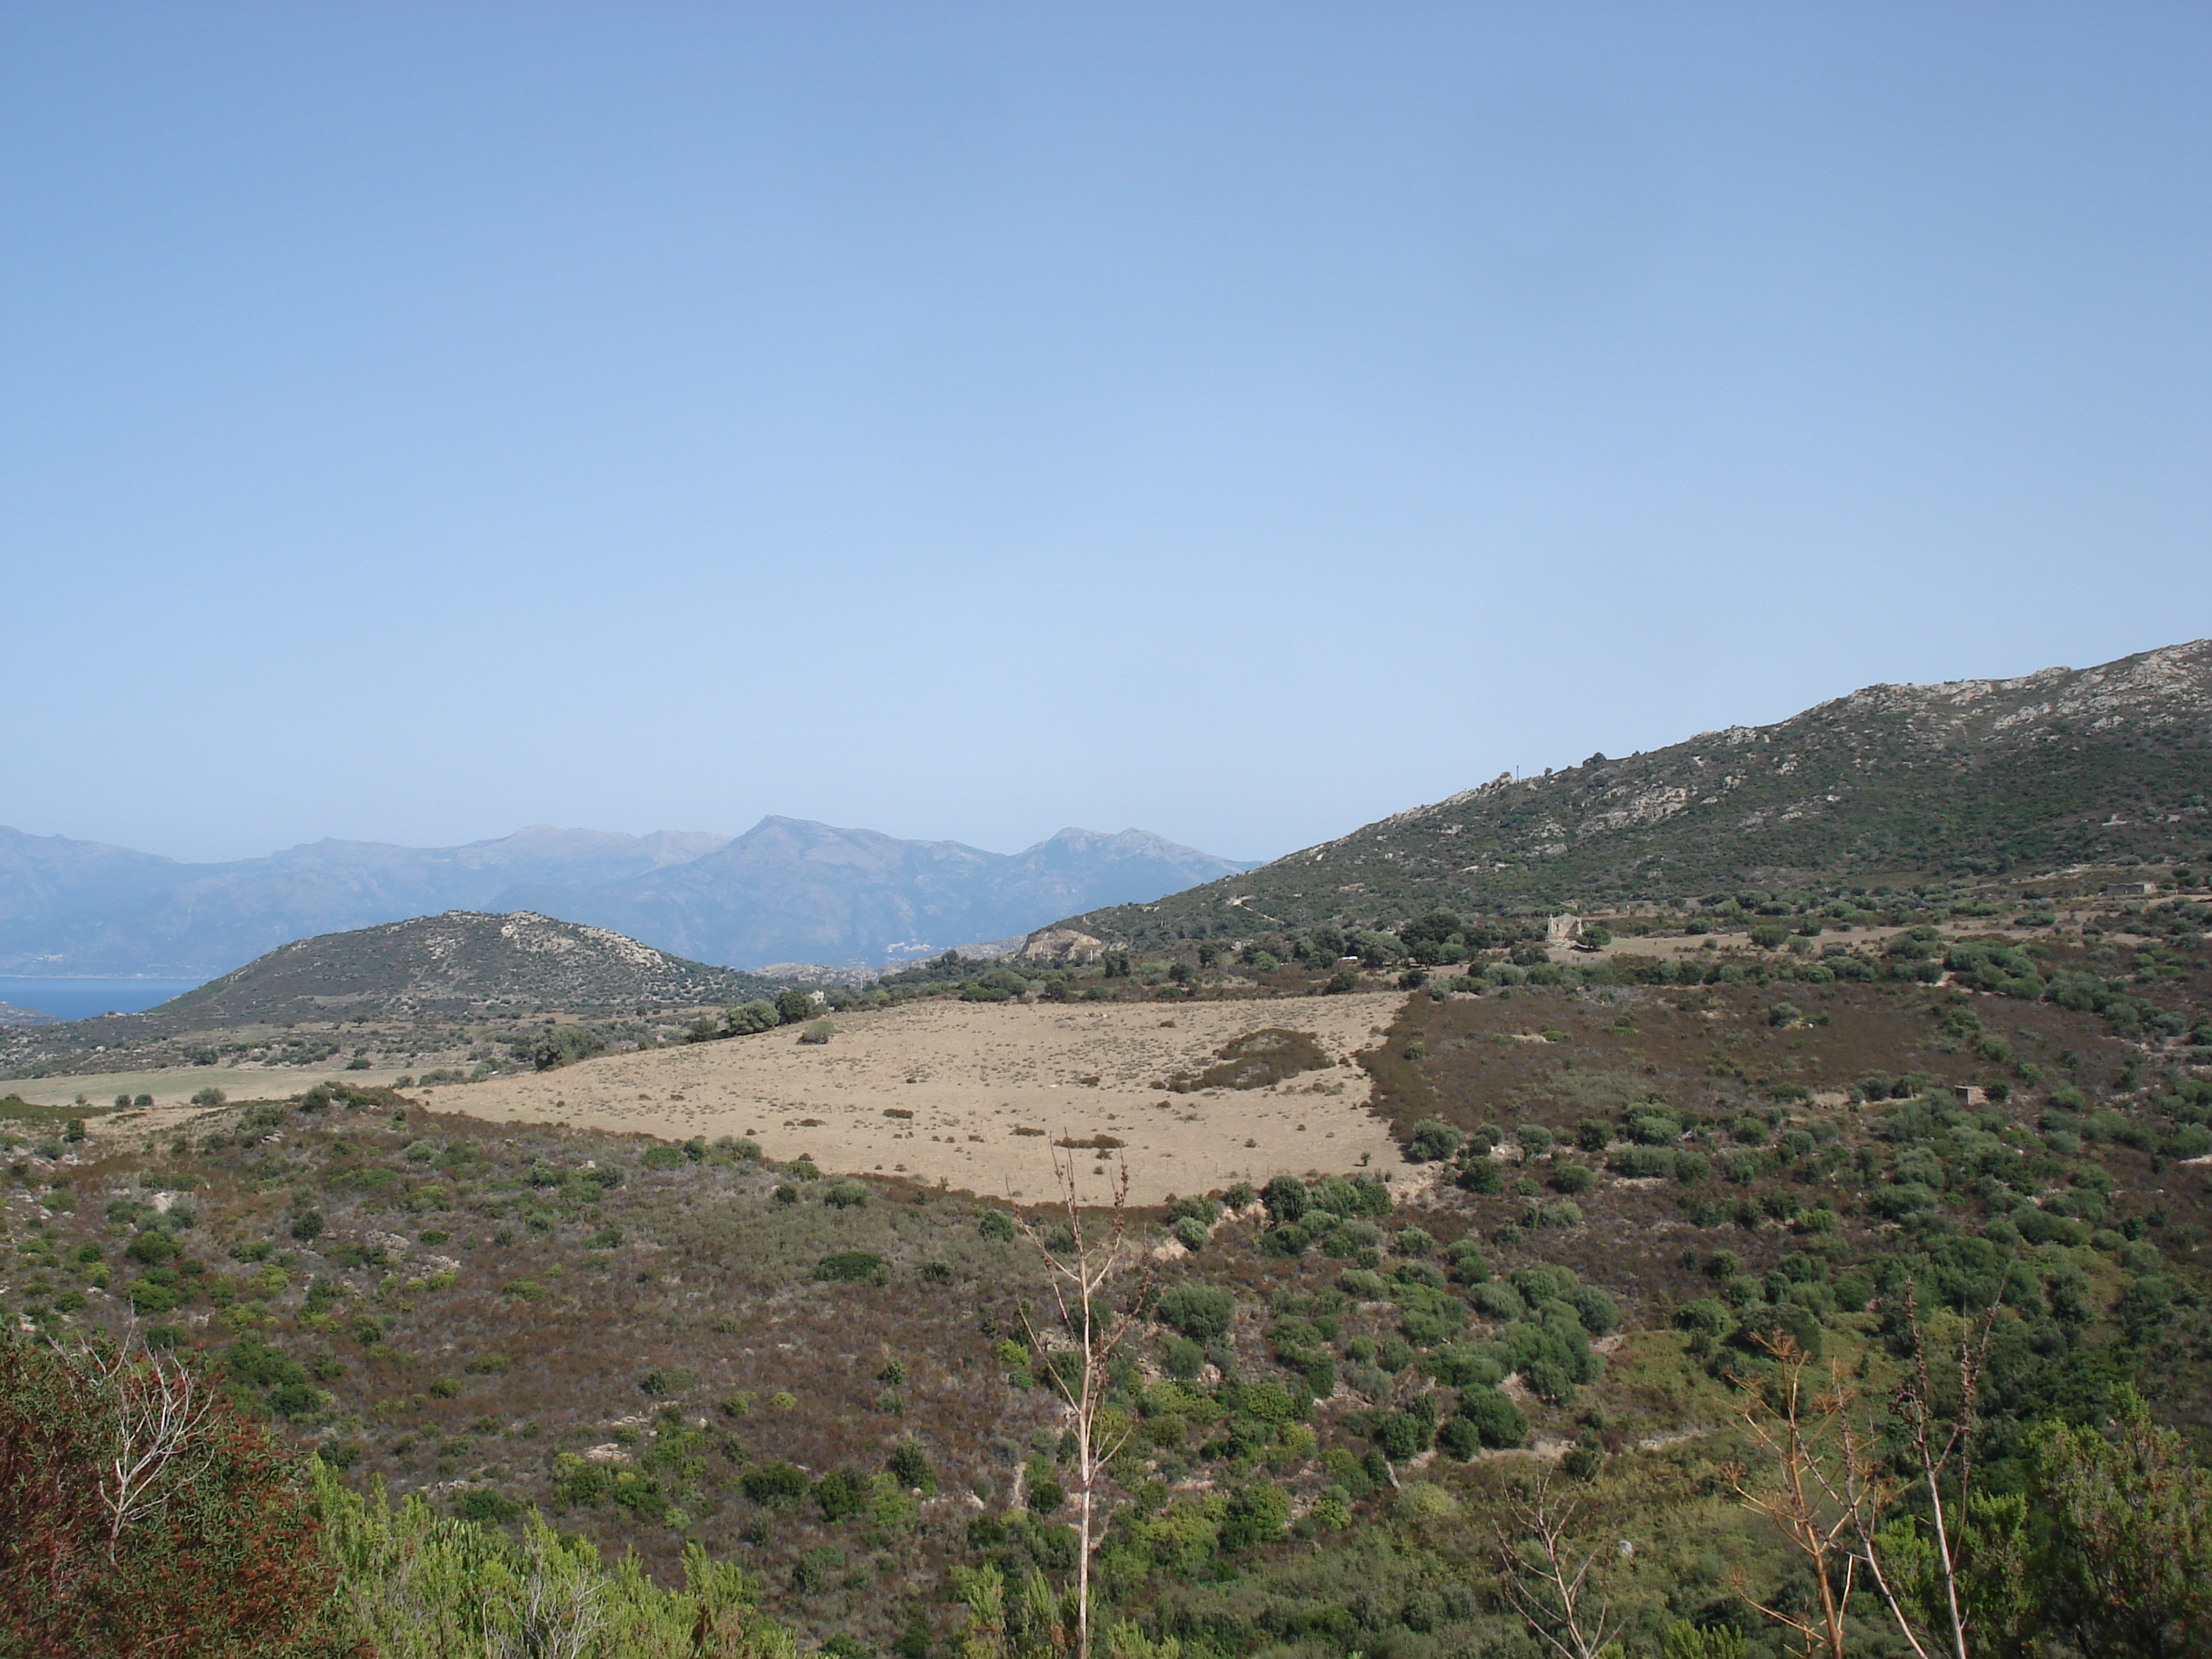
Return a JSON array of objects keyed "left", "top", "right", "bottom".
[{"left": 1059, "top": 639, "right": 2212, "bottom": 947}]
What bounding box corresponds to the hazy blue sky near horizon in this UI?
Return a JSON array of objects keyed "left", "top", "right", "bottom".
[{"left": 6, "top": 2, "right": 2210, "bottom": 868}]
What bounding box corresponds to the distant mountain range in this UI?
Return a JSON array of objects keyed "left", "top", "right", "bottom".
[
  {"left": 1062, "top": 639, "right": 2212, "bottom": 947},
  {"left": 504, "top": 820, "right": 1254, "bottom": 972},
  {"left": 0, "top": 818, "right": 1254, "bottom": 978}
]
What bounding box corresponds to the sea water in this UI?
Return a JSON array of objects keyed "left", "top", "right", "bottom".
[{"left": 0, "top": 977, "right": 205, "bottom": 1021}]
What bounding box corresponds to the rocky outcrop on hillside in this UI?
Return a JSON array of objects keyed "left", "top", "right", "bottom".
[{"left": 1064, "top": 640, "right": 2212, "bottom": 943}]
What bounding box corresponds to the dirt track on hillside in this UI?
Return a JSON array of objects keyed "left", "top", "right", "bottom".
[{"left": 438, "top": 993, "right": 1410, "bottom": 1205}]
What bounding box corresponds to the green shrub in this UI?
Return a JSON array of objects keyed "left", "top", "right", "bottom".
[
  {"left": 1401, "top": 1119, "right": 1464, "bottom": 1163},
  {"left": 1551, "top": 1163, "right": 1596, "bottom": 1196},
  {"left": 822, "top": 1181, "right": 870, "bottom": 1210},
  {"left": 815, "top": 1251, "right": 888, "bottom": 1284},
  {"left": 1375, "top": 1393, "right": 1437, "bottom": 1460},
  {"left": 888, "top": 1440, "right": 937, "bottom": 1492},
  {"left": 1872, "top": 1182, "right": 1939, "bottom": 1218},
  {"left": 1457, "top": 1387, "right": 1529, "bottom": 1448},
  {"left": 1396, "top": 1286, "right": 1467, "bottom": 1348},
  {"left": 793, "top": 1544, "right": 846, "bottom": 1594},
  {"left": 1337, "top": 1269, "right": 1389, "bottom": 1302},
  {"left": 1435, "top": 1415, "right": 1483, "bottom": 1459},
  {"left": 641, "top": 1145, "right": 686, "bottom": 1170},
  {"left": 724, "top": 999, "right": 781, "bottom": 1035},
  {"left": 1153, "top": 1284, "right": 1236, "bottom": 1342},
  {"left": 1219, "top": 1483, "right": 1291, "bottom": 1549},
  {"left": 1427, "top": 1346, "right": 1502, "bottom": 1389},
  {"left": 743, "top": 1460, "right": 809, "bottom": 1505},
  {"left": 1456, "top": 1159, "right": 1502, "bottom": 1194},
  {"left": 1260, "top": 1175, "right": 1309, "bottom": 1222},
  {"left": 529, "top": 1027, "right": 606, "bottom": 1071},
  {"left": 456, "top": 1489, "right": 520, "bottom": 1522},
  {"left": 1473, "top": 1281, "right": 1527, "bottom": 1322},
  {"left": 1445, "top": 1240, "right": 1490, "bottom": 1283},
  {"left": 977, "top": 1210, "right": 1017, "bottom": 1241},
  {"left": 814, "top": 1470, "right": 864, "bottom": 1522},
  {"left": 1569, "top": 1284, "right": 1621, "bottom": 1335},
  {"left": 1829, "top": 1271, "right": 1876, "bottom": 1312}
]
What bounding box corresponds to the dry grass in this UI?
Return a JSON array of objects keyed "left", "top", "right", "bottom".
[{"left": 436, "top": 994, "right": 1409, "bottom": 1204}]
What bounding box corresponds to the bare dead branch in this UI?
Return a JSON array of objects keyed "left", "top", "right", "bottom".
[
  {"left": 1492, "top": 1470, "right": 1621, "bottom": 1659},
  {"left": 1009, "top": 1148, "right": 1155, "bottom": 1659},
  {"left": 53, "top": 1325, "right": 220, "bottom": 1566}
]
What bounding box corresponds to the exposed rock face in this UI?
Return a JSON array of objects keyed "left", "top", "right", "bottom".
[{"left": 1020, "top": 928, "right": 1106, "bottom": 964}]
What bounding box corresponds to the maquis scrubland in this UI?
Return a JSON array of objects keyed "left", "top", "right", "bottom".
[{"left": 5, "top": 641, "right": 2212, "bottom": 1659}]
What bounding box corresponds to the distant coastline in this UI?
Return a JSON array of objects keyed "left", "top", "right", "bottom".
[{"left": 0, "top": 976, "right": 204, "bottom": 1022}]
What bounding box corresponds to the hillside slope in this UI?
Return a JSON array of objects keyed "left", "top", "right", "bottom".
[
  {"left": 512, "top": 819, "right": 1257, "bottom": 969},
  {"left": 155, "top": 910, "right": 775, "bottom": 1024},
  {"left": 9, "top": 913, "right": 2207, "bottom": 1657},
  {"left": 1064, "top": 639, "right": 2212, "bottom": 946}
]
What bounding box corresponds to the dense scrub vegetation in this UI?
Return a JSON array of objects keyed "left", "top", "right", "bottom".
[{"left": 4, "top": 881, "right": 2211, "bottom": 1657}]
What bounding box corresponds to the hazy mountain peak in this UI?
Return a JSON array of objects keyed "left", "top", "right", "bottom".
[
  {"left": 513, "top": 820, "right": 1255, "bottom": 969},
  {"left": 0, "top": 814, "right": 1251, "bottom": 977}
]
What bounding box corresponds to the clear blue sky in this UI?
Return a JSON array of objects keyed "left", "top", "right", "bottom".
[{"left": 6, "top": 3, "right": 2209, "bottom": 866}]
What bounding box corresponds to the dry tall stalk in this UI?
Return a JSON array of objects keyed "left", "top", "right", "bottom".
[
  {"left": 1726, "top": 1337, "right": 1885, "bottom": 1659},
  {"left": 1728, "top": 1285, "right": 2001, "bottom": 1659},
  {"left": 1492, "top": 1469, "right": 1621, "bottom": 1659},
  {"left": 1012, "top": 1151, "right": 1152, "bottom": 1659}
]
